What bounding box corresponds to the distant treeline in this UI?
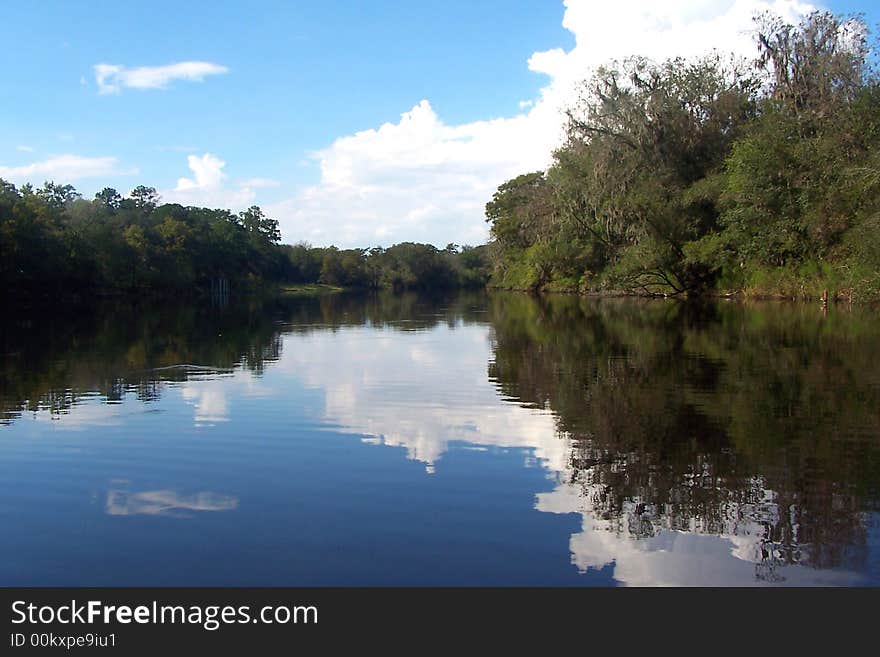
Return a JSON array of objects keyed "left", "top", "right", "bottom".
[
  {"left": 281, "top": 241, "right": 489, "bottom": 290},
  {"left": 0, "top": 181, "right": 489, "bottom": 297},
  {"left": 485, "top": 11, "right": 880, "bottom": 301}
]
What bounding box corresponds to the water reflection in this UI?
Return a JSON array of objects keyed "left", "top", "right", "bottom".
[
  {"left": 0, "top": 299, "right": 285, "bottom": 425},
  {"left": 278, "top": 323, "right": 563, "bottom": 472},
  {"left": 106, "top": 482, "right": 238, "bottom": 517},
  {"left": 1, "top": 292, "right": 878, "bottom": 585},
  {"left": 490, "top": 294, "right": 880, "bottom": 585}
]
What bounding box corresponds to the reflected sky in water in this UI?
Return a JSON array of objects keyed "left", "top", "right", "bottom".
[{"left": 1, "top": 293, "right": 878, "bottom": 585}]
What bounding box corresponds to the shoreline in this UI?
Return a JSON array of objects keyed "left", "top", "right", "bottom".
[
  {"left": 486, "top": 285, "right": 879, "bottom": 306},
  {"left": 277, "top": 283, "right": 346, "bottom": 296}
]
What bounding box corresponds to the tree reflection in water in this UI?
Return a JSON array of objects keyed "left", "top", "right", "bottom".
[
  {"left": 489, "top": 293, "right": 880, "bottom": 580},
  {"left": 2, "top": 291, "right": 878, "bottom": 583}
]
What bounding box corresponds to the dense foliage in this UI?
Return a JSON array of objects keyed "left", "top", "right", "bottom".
[
  {"left": 486, "top": 11, "right": 880, "bottom": 301},
  {"left": 283, "top": 241, "right": 490, "bottom": 290},
  {"left": 0, "top": 181, "right": 489, "bottom": 297},
  {"left": 0, "top": 182, "right": 287, "bottom": 295}
]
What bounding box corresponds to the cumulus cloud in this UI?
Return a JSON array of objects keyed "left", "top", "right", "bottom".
[
  {"left": 94, "top": 61, "right": 228, "bottom": 94},
  {"left": 163, "top": 153, "right": 260, "bottom": 209},
  {"left": 270, "top": 0, "right": 816, "bottom": 247},
  {"left": 268, "top": 100, "right": 552, "bottom": 246},
  {"left": 0, "top": 154, "right": 133, "bottom": 184},
  {"left": 175, "top": 153, "right": 227, "bottom": 191}
]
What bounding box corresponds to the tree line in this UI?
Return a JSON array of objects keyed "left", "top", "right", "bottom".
[
  {"left": 485, "top": 11, "right": 880, "bottom": 302},
  {"left": 0, "top": 180, "right": 489, "bottom": 298},
  {"left": 281, "top": 241, "right": 489, "bottom": 290}
]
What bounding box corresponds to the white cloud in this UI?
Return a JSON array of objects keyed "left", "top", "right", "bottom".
[
  {"left": 175, "top": 153, "right": 227, "bottom": 191},
  {"left": 269, "top": 0, "right": 816, "bottom": 247},
  {"left": 94, "top": 61, "right": 228, "bottom": 94},
  {"left": 16, "top": 145, "right": 34, "bottom": 153},
  {"left": 526, "top": 0, "right": 815, "bottom": 93},
  {"left": 163, "top": 153, "right": 259, "bottom": 210},
  {"left": 0, "top": 154, "right": 133, "bottom": 184},
  {"left": 268, "top": 100, "right": 552, "bottom": 247}
]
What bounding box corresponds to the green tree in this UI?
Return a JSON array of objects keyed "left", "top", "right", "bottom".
[
  {"left": 129, "top": 185, "right": 160, "bottom": 211},
  {"left": 94, "top": 187, "right": 122, "bottom": 210}
]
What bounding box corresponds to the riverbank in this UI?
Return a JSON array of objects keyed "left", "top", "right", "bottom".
[
  {"left": 488, "top": 279, "right": 880, "bottom": 305},
  {"left": 278, "top": 283, "right": 346, "bottom": 296}
]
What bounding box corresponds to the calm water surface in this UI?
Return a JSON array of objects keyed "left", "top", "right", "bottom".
[{"left": 2, "top": 292, "right": 878, "bottom": 586}]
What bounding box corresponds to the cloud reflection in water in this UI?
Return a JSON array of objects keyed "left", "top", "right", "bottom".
[{"left": 106, "top": 482, "right": 238, "bottom": 518}]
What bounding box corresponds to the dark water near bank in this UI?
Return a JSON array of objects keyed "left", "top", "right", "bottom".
[{"left": 2, "top": 291, "right": 879, "bottom": 586}]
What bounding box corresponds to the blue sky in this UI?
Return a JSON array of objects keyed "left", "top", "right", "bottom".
[{"left": 1, "top": 1, "right": 876, "bottom": 247}]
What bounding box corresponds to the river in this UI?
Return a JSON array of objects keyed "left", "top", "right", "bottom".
[{"left": 2, "top": 291, "right": 878, "bottom": 585}]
